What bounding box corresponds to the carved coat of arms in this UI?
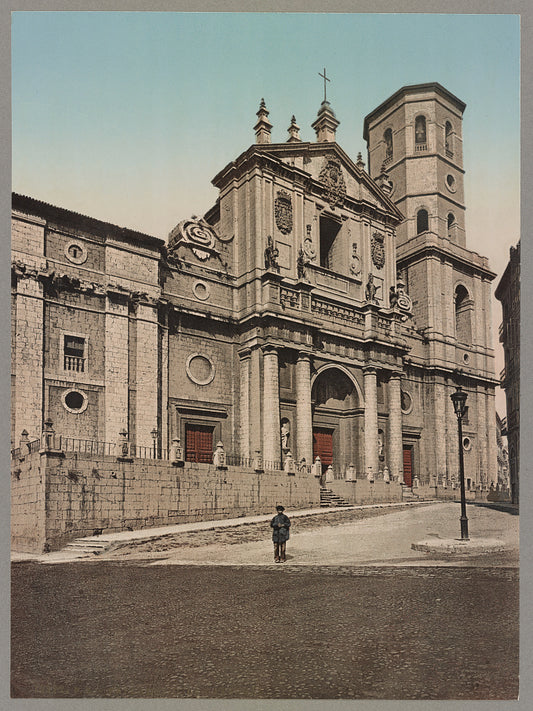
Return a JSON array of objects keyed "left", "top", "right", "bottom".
[
  {"left": 371, "top": 231, "right": 386, "bottom": 269},
  {"left": 319, "top": 158, "right": 346, "bottom": 208},
  {"left": 275, "top": 190, "right": 293, "bottom": 235}
]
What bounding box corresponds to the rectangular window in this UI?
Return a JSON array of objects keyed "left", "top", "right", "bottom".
[
  {"left": 63, "top": 335, "right": 86, "bottom": 372},
  {"left": 319, "top": 216, "right": 341, "bottom": 270}
]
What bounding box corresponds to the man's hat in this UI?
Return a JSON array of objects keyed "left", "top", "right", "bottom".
[{"left": 276, "top": 505, "right": 285, "bottom": 511}]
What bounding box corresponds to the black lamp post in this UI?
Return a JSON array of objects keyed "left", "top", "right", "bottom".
[{"left": 450, "top": 386, "right": 469, "bottom": 540}]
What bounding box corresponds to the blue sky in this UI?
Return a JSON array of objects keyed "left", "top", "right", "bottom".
[{"left": 12, "top": 12, "right": 520, "bottom": 404}]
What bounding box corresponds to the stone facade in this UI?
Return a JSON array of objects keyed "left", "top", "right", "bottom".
[
  {"left": 11, "top": 83, "right": 499, "bottom": 549},
  {"left": 495, "top": 242, "right": 520, "bottom": 503}
]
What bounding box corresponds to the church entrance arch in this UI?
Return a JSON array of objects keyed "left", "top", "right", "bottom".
[{"left": 311, "top": 367, "right": 362, "bottom": 477}]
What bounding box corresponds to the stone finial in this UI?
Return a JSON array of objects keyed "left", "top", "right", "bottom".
[
  {"left": 311, "top": 100, "right": 340, "bottom": 143},
  {"left": 345, "top": 463, "right": 356, "bottom": 482},
  {"left": 254, "top": 449, "right": 264, "bottom": 472},
  {"left": 213, "top": 441, "right": 226, "bottom": 468},
  {"left": 170, "top": 437, "right": 183, "bottom": 464},
  {"left": 356, "top": 152, "right": 366, "bottom": 170},
  {"left": 284, "top": 450, "right": 295, "bottom": 474},
  {"left": 118, "top": 429, "right": 130, "bottom": 458},
  {"left": 325, "top": 465, "right": 334, "bottom": 483},
  {"left": 287, "top": 115, "right": 301, "bottom": 142},
  {"left": 312, "top": 455, "right": 322, "bottom": 477},
  {"left": 383, "top": 466, "right": 390, "bottom": 483},
  {"left": 375, "top": 162, "right": 393, "bottom": 195},
  {"left": 366, "top": 465, "right": 374, "bottom": 482},
  {"left": 254, "top": 98, "right": 273, "bottom": 144}
]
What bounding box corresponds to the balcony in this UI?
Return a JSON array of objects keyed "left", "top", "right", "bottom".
[{"left": 64, "top": 355, "right": 85, "bottom": 373}]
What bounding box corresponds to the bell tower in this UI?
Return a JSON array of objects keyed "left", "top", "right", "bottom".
[{"left": 364, "top": 83, "right": 466, "bottom": 247}]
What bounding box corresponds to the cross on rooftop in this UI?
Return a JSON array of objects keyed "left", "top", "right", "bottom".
[{"left": 319, "top": 67, "right": 330, "bottom": 102}]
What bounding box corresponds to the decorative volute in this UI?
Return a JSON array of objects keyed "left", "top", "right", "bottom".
[
  {"left": 254, "top": 98, "right": 273, "bottom": 144},
  {"left": 287, "top": 115, "right": 301, "bottom": 142},
  {"left": 311, "top": 100, "right": 340, "bottom": 143}
]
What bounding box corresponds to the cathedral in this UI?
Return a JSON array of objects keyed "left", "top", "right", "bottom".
[{"left": 11, "top": 82, "right": 498, "bottom": 529}]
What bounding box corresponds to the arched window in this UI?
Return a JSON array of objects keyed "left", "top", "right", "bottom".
[
  {"left": 384, "top": 128, "right": 393, "bottom": 159},
  {"left": 415, "top": 115, "right": 426, "bottom": 144},
  {"left": 455, "top": 284, "right": 473, "bottom": 343},
  {"left": 417, "top": 209, "right": 429, "bottom": 234},
  {"left": 445, "top": 121, "right": 453, "bottom": 154},
  {"left": 447, "top": 213, "right": 455, "bottom": 229}
]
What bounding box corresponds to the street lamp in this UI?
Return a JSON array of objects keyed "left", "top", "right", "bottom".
[{"left": 450, "top": 386, "right": 469, "bottom": 540}]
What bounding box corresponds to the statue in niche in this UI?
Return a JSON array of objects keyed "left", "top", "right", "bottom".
[
  {"left": 365, "top": 273, "right": 378, "bottom": 304},
  {"left": 281, "top": 420, "right": 290, "bottom": 452},
  {"left": 389, "top": 285, "right": 399, "bottom": 308},
  {"left": 297, "top": 247, "right": 307, "bottom": 280},
  {"left": 303, "top": 227, "right": 317, "bottom": 262},
  {"left": 264, "top": 235, "right": 280, "bottom": 272},
  {"left": 350, "top": 242, "right": 361, "bottom": 276}
]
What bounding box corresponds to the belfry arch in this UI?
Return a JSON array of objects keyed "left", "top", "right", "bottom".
[{"left": 311, "top": 366, "right": 363, "bottom": 476}]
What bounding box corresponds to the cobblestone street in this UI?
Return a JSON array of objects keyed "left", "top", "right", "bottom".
[{"left": 12, "top": 501, "right": 519, "bottom": 700}]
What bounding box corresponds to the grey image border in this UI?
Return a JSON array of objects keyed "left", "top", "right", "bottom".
[{"left": 1, "top": 1, "right": 529, "bottom": 710}]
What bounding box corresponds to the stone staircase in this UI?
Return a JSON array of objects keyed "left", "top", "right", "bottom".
[
  {"left": 320, "top": 487, "right": 352, "bottom": 508},
  {"left": 63, "top": 536, "right": 114, "bottom": 558}
]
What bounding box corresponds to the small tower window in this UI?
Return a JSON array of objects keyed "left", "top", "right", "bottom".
[
  {"left": 447, "top": 213, "right": 455, "bottom": 229},
  {"left": 445, "top": 121, "right": 453, "bottom": 155},
  {"left": 415, "top": 115, "right": 426, "bottom": 144},
  {"left": 416, "top": 209, "right": 429, "bottom": 234},
  {"left": 384, "top": 128, "right": 393, "bottom": 160},
  {"left": 455, "top": 285, "right": 473, "bottom": 344}
]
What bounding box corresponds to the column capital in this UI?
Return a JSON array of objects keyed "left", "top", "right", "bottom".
[
  {"left": 238, "top": 347, "right": 252, "bottom": 361},
  {"left": 363, "top": 365, "right": 378, "bottom": 375},
  {"left": 297, "top": 350, "right": 313, "bottom": 363},
  {"left": 389, "top": 370, "right": 403, "bottom": 381},
  {"left": 261, "top": 344, "right": 279, "bottom": 356}
]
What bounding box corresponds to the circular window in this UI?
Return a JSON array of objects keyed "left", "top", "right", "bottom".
[
  {"left": 400, "top": 390, "right": 413, "bottom": 414},
  {"left": 62, "top": 389, "right": 88, "bottom": 414},
  {"left": 463, "top": 437, "right": 472, "bottom": 451},
  {"left": 186, "top": 354, "right": 215, "bottom": 386},
  {"left": 64, "top": 241, "right": 88, "bottom": 265},
  {"left": 193, "top": 280, "right": 210, "bottom": 301},
  {"left": 446, "top": 174, "right": 457, "bottom": 193}
]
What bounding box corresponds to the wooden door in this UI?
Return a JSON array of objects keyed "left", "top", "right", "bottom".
[
  {"left": 185, "top": 425, "right": 213, "bottom": 463},
  {"left": 403, "top": 446, "right": 413, "bottom": 487},
  {"left": 313, "top": 428, "right": 334, "bottom": 473}
]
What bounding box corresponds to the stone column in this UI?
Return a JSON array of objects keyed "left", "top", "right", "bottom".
[
  {"left": 434, "top": 380, "right": 448, "bottom": 481},
  {"left": 388, "top": 371, "right": 403, "bottom": 483},
  {"left": 477, "top": 384, "right": 487, "bottom": 487},
  {"left": 364, "top": 367, "right": 379, "bottom": 478},
  {"left": 295, "top": 352, "right": 313, "bottom": 465},
  {"left": 238, "top": 348, "right": 252, "bottom": 458},
  {"left": 262, "top": 345, "right": 281, "bottom": 466}
]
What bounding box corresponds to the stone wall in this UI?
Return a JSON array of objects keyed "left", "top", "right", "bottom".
[
  {"left": 12, "top": 450, "right": 321, "bottom": 553},
  {"left": 328, "top": 479, "right": 403, "bottom": 505},
  {"left": 11, "top": 451, "right": 47, "bottom": 552}
]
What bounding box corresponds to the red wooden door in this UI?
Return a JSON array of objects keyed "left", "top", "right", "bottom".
[
  {"left": 313, "top": 428, "right": 333, "bottom": 473},
  {"left": 185, "top": 425, "right": 213, "bottom": 463},
  {"left": 403, "top": 446, "right": 413, "bottom": 486}
]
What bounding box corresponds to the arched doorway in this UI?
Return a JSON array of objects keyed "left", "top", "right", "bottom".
[{"left": 311, "top": 367, "right": 361, "bottom": 477}]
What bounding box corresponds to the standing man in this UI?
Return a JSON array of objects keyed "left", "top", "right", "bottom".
[{"left": 270, "top": 505, "right": 291, "bottom": 563}]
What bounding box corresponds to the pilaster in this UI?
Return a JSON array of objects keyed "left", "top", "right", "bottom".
[
  {"left": 135, "top": 302, "right": 159, "bottom": 449},
  {"left": 104, "top": 294, "right": 129, "bottom": 446},
  {"left": 238, "top": 348, "right": 252, "bottom": 458},
  {"left": 262, "top": 345, "right": 281, "bottom": 466},
  {"left": 364, "top": 366, "right": 379, "bottom": 477},
  {"left": 295, "top": 352, "right": 313, "bottom": 465},
  {"left": 388, "top": 371, "right": 403, "bottom": 483}
]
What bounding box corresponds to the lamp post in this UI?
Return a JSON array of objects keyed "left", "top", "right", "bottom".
[
  {"left": 151, "top": 427, "right": 158, "bottom": 459},
  {"left": 450, "top": 386, "right": 469, "bottom": 540}
]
